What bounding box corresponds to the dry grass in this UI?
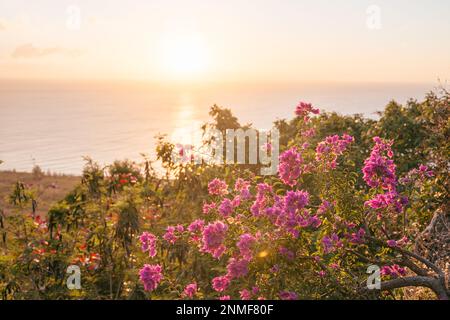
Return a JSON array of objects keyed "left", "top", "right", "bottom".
[{"left": 0, "top": 170, "right": 80, "bottom": 216}]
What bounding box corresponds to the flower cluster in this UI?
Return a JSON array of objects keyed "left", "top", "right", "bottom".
[
  {"left": 381, "top": 264, "right": 406, "bottom": 278},
  {"left": 234, "top": 178, "right": 251, "bottom": 199},
  {"left": 139, "top": 264, "right": 163, "bottom": 292},
  {"left": 163, "top": 225, "right": 184, "bottom": 244},
  {"left": 226, "top": 258, "right": 249, "bottom": 279},
  {"left": 364, "top": 191, "right": 408, "bottom": 214},
  {"left": 362, "top": 137, "right": 396, "bottom": 190},
  {"left": 201, "top": 221, "right": 228, "bottom": 259},
  {"left": 265, "top": 190, "right": 320, "bottom": 238},
  {"left": 202, "top": 202, "right": 216, "bottom": 214},
  {"left": 139, "top": 232, "right": 157, "bottom": 258},
  {"left": 250, "top": 183, "right": 273, "bottom": 216},
  {"left": 208, "top": 178, "right": 229, "bottom": 196},
  {"left": 188, "top": 219, "right": 205, "bottom": 242},
  {"left": 315, "top": 134, "right": 354, "bottom": 169},
  {"left": 279, "top": 291, "right": 298, "bottom": 300},
  {"left": 183, "top": 282, "right": 198, "bottom": 298},
  {"left": 363, "top": 137, "right": 408, "bottom": 215},
  {"left": 347, "top": 228, "right": 366, "bottom": 244},
  {"left": 322, "top": 233, "right": 343, "bottom": 254},
  {"left": 386, "top": 236, "right": 409, "bottom": 248},
  {"left": 218, "top": 198, "right": 235, "bottom": 217},
  {"left": 295, "top": 101, "right": 320, "bottom": 122},
  {"left": 400, "top": 164, "right": 434, "bottom": 185},
  {"left": 212, "top": 275, "right": 230, "bottom": 292},
  {"left": 236, "top": 233, "right": 257, "bottom": 260},
  {"left": 278, "top": 147, "right": 303, "bottom": 187}
]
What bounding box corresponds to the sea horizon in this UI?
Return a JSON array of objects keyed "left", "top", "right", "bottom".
[{"left": 0, "top": 79, "right": 442, "bottom": 174}]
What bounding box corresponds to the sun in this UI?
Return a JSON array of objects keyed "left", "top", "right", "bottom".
[{"left": 160, "top": 33, "right": 210, "bottom": 78}]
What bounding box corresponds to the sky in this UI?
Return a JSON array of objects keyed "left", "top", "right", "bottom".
[{"left": 0, "top": 0, "right": 449, "bottom": 83}]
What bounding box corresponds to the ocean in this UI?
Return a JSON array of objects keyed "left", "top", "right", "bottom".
[{"left": 0, "top": 80, "right": 436, "bottom": 174}]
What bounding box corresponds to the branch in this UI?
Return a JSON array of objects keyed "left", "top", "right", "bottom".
[
  {"left": 366, "top": 235, "right": 444, "bottom": 278},
  {"left": 380, "top": 276, "right": 448, "bottom": 300}
]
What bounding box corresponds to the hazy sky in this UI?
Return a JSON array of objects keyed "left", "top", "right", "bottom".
[{"left": 0, "top": 0, "right": 449, "bottom": 83}]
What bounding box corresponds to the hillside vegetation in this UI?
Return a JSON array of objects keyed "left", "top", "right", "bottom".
[{"left": 0, "top": 89, "right": 448, "bottom": 300}]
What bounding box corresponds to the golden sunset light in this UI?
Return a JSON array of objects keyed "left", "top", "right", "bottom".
[
  {"left": 0, "top": 0, "right": 449, "bottom": 307},
  {"left": 159, "top": 32, "right": 211, "bottom": 79}
]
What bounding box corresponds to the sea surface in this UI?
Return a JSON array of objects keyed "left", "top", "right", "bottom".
[{"left": 0, "top": 80, "right": 436, "bottom": 174}]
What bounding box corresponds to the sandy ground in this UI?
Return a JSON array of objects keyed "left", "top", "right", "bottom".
[{"left": 0, "top": 170, "right": 80, "bottom": 216}]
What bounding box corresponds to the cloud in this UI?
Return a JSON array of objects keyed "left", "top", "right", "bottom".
[
  {"left": 12, "top": 43, "right": 82, "bottom": 59},
  {"left": 0, "top": 21, "right": 5, "bottom": 31}
]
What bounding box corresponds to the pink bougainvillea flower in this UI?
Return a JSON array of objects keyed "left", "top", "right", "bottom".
[
  {"left": 278, "top": 147, "right": 303, "bottom": 187},
  {"left": 208, "top": 178, "right": 229, "bottom": 196},
  {"left": 279, "top": 291, "right": 298, "bottom": 300},
  {"left": 234, "top": 178, "right": 252, "bottom": 199},
  {"left": 348, "top": 228, "right": 366, "bottom": 244},
  {"left": 364, "top": 191, "right": 407, "bottom": 214},
  {"left": 239, "top": 289, "right": 252, "bottom": 300},
  {"left": 139, "top": 264, "right": 163, "bottom": 292},
  {"left": 139, "top": 232, "right": 157, "bottom": 258},
  {"left": 218, "top": 198, "right": 234, "bottom": 217},
  {"left": 202, "top": 202, "right": 216, "bottom": 214},
  {"left": 183, "top": 282, "right": 197, "bottom": 298},
  {"left": 381, "top": 264, "right": 406, "bottom": 278},
  {"left": 315, "top": 134, "right": 354, "bottom": 169},
  {"left": 295, "top": 101, "right": 320, "bottom": 122},
  {"left": 322, "top": 233, "right": 343, "bottom": 254},
  {"left": 226, "top": 258, "right": 249, "bottom": 279},
  {"left": 212, "top": 275, "right": 230, "bottom": 292},
  {"left": 279, "top": 246, "right": 295, "bottom": 260},
  {"left": 188, "top": 219, "right": 205, "bottom": 233},
  {"left": 163, "top": 226, "right": 179, "bottom": 244},
  {"left": 201, "top": 221, "right": 228, "bottom": 259},
  {"left": 362, "top": 137, "right": 397, "bottom": 190},
  {"left": 236, "top": 233, "right": 257, "bottom": 260}
]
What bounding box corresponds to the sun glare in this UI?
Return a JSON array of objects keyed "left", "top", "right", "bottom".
[{"left": 160, "top": 33, "right": 210, "bottom": 78}]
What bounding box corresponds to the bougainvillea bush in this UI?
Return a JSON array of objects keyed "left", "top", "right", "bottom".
[{"left": 0, "top": 89, "right": 448, "bottom": 300}]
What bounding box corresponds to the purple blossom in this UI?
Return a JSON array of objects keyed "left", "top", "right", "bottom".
[
  {"left": 362, "top": 137, "right": 397, "bottom": 190},
  {"left": 188, "top": 219, "right": 205, "bottom": 233},
  {"left": 226, "top": 258, "right": 249, "bottom": 279},
  {"left": 315, "top": 134, "right": 354, "bottom": 169},
  {"left": 163, "top": 226, "right": 179, "bottom": 244},
  {"left": 139, "top": 232, "right": 157, "bottom": 258},
  {"left": 295, "top": 101, "right": 320, "bottom": 122},
  {"left": 235, "top": 178, "right": 251, "bottom": 199},
  {"left": 139, "top": 264, "right": 163, "bottom": 292},
  {"left": 322, "top": 233, "right": 343, "bottom": 254},
  {"left": 349, "top": 228, "right": 366, "bottom": 244},
  {"left": 250, "top": 183, "right": 273, "bottom": 216},
  {"left": 237, "top": 233, "right": 257, "bottom": 260},
  {"left": 239, "top": 289, "right": 252, "bottom": 300},
  {"left": 387, "top": 239, "right": 398, "bottom": 247},
  {"left": 183, "top": 282, "right": 197, "bottom": 298},
  {"left": 278, "top": 147, "right": 303, "bottom": 187},
  {"left": 202, "top": 202, "right": 216, "bottom": 214},
  {"left": 201, "top": 221, "right": 228, "bottom": 259},
  {"left": 279, "top": 291, "right": 298, "bottom": 300},
  {"left": 219, "top": 198, "right": 234, "bottom": 217},
  {"left": 317, "top": 200, "right": 332, "bottom": 215},
  {"left": 381, "top": 264, "right": 406, "bottom": 277},
  {"left": 208, "top": 179, "right": 229, "bottom": 196},
  {"left": 364, "top": 191, "right": 407, "bottom": 213},
  {"left": 279, "top": 246, "right": 295, "bottom": 260},
  {"left": 212, "top": 275, "right": 230, "bottom": 292},
  {"left": 284, "top": 190, "right": 309, "bottom": 214}
]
